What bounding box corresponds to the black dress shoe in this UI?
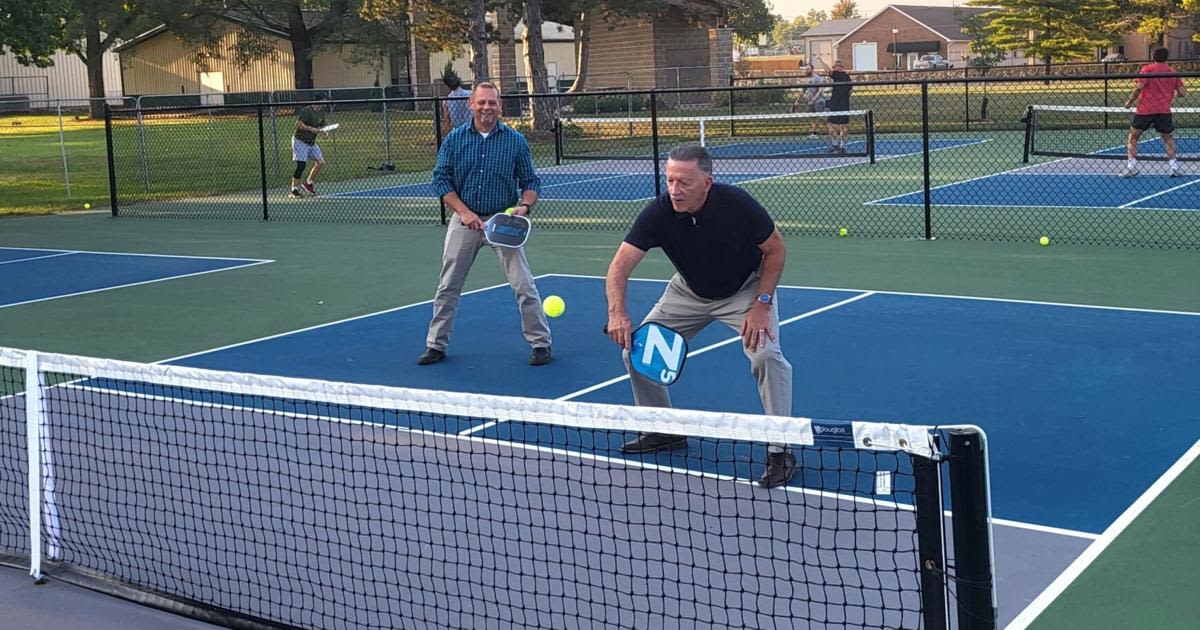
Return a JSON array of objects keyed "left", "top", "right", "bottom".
[
  {"left": 416, "top": 347, "right": 445, "bottom": 365},
  {"left": 529, "top": 347, "right": 552, "bottom": 366},
  {"left": 620, "top": 432, "right": 689, "bottom": 454},
  {"left": 758, "top": 450, "right": 797, "bottom": 488}
]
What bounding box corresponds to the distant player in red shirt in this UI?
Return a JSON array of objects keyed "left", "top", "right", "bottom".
[{"left": 1121, "top": 47, "right": 1187, "bottom": 178}]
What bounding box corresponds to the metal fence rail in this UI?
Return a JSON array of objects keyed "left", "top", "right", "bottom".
[{"left": 105, "top": 73, "right": 1200, "bottom": 248}]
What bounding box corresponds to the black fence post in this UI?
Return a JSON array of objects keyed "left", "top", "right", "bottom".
[
  {"left": 650, "top": 91, "right": 661, "bottom": 198},
  {"left": 104, "top": 103, "right": 119, "bottom": 217},
  {"left": 728, "top": 73, "right": 736, "bottom": 137},
  {"left": 434, "top": 96, "right": 446, "bottom": 225},
  {"left": 964, "top": 79, "right": 970, "bottom": 131},
  {"left": 1103, "top": 61, "right": 1111, "bottom": 130},
  {"left": 949, "top": 428, "right": 997, "bottom": 630},
  {"left": 921, "top": 82, "right": 932, "bottom": 240},
  {"left": 258, "top": 103, "right": 269, "bottom": 221}
]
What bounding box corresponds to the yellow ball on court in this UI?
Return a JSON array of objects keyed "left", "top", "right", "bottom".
[
  {"left": 838, "top": 227, "right": 848, "bottom": 237},
  {"left": 83, "top": 202, "right": 91, "bottom": 209},
  {"left": 1039, "top": 236, "right": 1050, "bottom": 246},
  {"left": 543, "top": 295, "right": 565, "bottom": 318}
]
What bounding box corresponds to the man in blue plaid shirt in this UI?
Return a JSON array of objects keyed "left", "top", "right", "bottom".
[{"left": 418, "top": 82, "right": 553, "bottom": 367}]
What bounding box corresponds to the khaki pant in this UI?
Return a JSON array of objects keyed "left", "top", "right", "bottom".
[
  {"left": 426, "top": 214, "right": 551, "bottom": 350},
  {"left": 623, "top": 273, "right": 793, "bottom": 449}
]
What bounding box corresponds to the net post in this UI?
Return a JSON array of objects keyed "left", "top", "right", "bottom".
[
  {"left": 1022, "top": 106, "right": 1034, "bottom": 164},
  {"left": 948, "top": 428, "right": 997, "bottom": 630},
  {"left": 650, "top": 91, "right": 662, "bottom": 197},
  {"left": 104, "top": 103, "right": 119, "bottom": 217},
  {"left": 699, "top": 118, "right": 707, "bottom": 148},
  {"left": 554, "top": 117, "right": 562, "bottom": 165},
  {"left": 913, "top": 441, "right": 949, "bottom": 630},
  {"left": 25, "top": 351, "right": 44, "bottom": 582},
  {"left": 921, "top": 82, "right": 932, "bottom": 240},
  {"left": 257, "top": 103, "right": 269, "bottom": 221},
  {"left": 382, "top": 97, "right": 392, "bottom": 166},
  {"left": 866, "top": 110, "right": 876, "bottom": 164}
]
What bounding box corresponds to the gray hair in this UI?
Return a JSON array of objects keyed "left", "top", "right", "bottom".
[{"left": 667, "top": 143, "right": 713, "bottom": 175}]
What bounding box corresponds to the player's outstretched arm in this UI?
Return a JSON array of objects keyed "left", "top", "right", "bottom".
[{"left": 605, "top": 242, "right": 648, "bottom": 349}]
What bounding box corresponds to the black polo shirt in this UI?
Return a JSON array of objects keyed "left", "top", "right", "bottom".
[{"left": 624, "top": 183, "right": 775, "bottom": 299}]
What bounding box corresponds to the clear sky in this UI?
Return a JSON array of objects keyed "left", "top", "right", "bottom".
[{"left": 769, "top": 0, "right": 960, "bottom": 20}]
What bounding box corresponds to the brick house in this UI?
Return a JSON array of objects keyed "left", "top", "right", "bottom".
[
  {"left": 833, "top": 5, "right": 1024, "bottom": 72},
  {"left": 799, "top": 19, "right": 866, "bottom": 68}
]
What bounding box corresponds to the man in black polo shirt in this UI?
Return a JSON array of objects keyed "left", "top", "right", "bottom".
[{"left": 604, "top": 143, "right": 796, "bottom": 488}]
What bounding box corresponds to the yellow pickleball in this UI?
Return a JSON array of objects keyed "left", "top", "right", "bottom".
[
  {"left": 543, "top": 295, "right": 565, "bottom": 318},
  {"left": 838, "top": 227, "right": 848, "bottom": 237},
  {"left": 83, "top": 202, "right": 91, "bottom": 209},
  {"left": 1039, "top": 236, "right": 1050, "bottom": 246}
]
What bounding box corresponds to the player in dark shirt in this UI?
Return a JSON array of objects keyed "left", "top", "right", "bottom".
[
  {"left": 818, "top": 57, "right": 853, "bottom": 153},
  {"left": 604, "top": 143, "right": 796, "bottom": 488}
]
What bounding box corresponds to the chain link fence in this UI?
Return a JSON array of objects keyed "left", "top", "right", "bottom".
[{"left": 107, "top": 73, "right": 1200, "bottom": 248}]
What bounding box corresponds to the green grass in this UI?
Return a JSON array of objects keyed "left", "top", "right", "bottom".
[{"left": 0, "top": 115, "right": 110, "bottom": 214}]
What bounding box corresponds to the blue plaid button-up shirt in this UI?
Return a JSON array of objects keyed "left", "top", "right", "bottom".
[{"left": 432, "top": 121, "right": 541, "bottom": 216}]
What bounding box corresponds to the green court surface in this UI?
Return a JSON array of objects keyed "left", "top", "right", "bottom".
[{"left": 0, "top": 213, "right": 1197, "bottom": 627}]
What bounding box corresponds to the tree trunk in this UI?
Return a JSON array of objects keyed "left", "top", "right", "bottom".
[
  {"left": 286, "top": 3, "right": 315, "bottom": 90},
  {"left": 523, "top": 0, "right": 553, "bottom": 130},
  {"left": 85, "top": 21, "right": 106, "bottom": 119},
  {"left": 568, "top": 11, "right": 590, "bottom": 93},
  {"left": 468, "top": 0, "right": 490, "bottom": 83}
]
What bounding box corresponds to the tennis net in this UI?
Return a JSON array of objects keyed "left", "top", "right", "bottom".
[
  {"left": 0, "top": 347, "right": 994, "bottom": 629},
  {"left": 556, "top": 110, "right": 876, "bottom": 162},
  {"left": 1025, "top": 104, "right": 1200, "bottom": 161}
]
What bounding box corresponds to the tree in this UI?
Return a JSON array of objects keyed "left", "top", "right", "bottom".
[
  {"left": 523, "top": 0, "right": 553, "bottom": 129},
  {"left": 960, "top": 10, "right": 1009, "bottom": 73},
  {"left": 968, "top": 0, "right": 1117, "bottom": 69},
  {"left": 169, "top": 0, "right": 355, "bottom": 92},
  {"left": 831, "top": 0, "right": 860, "bottom": 20},
  {"left": 0, "top": 0, "right": 62, "bottom": 68},
  {"left": 1112, "top": 0, "right": 1196, "bottom": 53},
  {"left": 726, "top": 0, "right": 774, "bottom": 44},
  {"left": 0, "top": 0, "right": 157, "bottom": 117}
]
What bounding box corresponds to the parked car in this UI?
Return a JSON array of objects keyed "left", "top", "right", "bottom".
[
  {"left": 1100, "top": 52, "right": 1128, "bottom": 63},
  {"left": 913, "top": 54, "right": 952, "bottom": 70}
]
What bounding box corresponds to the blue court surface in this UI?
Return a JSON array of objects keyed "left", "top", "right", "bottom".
[
  {"left": 169, "top": 274, "right": 1199, "bottom": 535},
  {"left": 871, "top": 172, "right": 1200, "bottom": 211},
  {"left": 0, "top": 247, "right": 272, "bottom": 308},
  {"left": 328, "top": 139, "right": 983, "bottom": 202}
]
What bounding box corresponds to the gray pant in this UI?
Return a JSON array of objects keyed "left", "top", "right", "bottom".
[
  {"left": 623, "top": 273, "right": 793, "bottom": 450},
  {"left": 426, "top": 213, "right": 551, "bottom": 351}
]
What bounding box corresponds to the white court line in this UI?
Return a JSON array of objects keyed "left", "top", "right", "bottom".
[
  {"left": 0, "top": 259, "right": 276, "bottom": 311},
  {"left": 0, "top": 252, "right": 76, "bottom": 266},
  {"left": 546, "top": 273, "right": 1200, "bottom": 317},
  {"left": 1119, "top": 177, "right": 1200, "bottom": 208},
  {"left": 460, "top": 291, "right": 877, "bottom": 437},
  {"left": 1005, "top": 438, "right": 1200, "bottom": 630},
  {"left": 0, "top": 245, "right": 273, "bottom": 263},
  {"left": 160, "top": 277, "right": 532, "bottom": 364}
]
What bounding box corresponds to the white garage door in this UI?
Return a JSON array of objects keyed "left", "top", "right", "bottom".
[{"left": 852, "top": 43, "right": 878, "bottom": 71}]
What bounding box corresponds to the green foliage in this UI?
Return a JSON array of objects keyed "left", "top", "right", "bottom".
[
  {"left": 727, "top": 0, "right": 774, "bottom": 42},
  {"left": 0, "top": 0, "right": 63, "bottom": 67},
  {"left": 960, "top": 9, "right": 1009, "bottom": 71},
  {"left": 831, "top": 0, "right": 860, "bottom": 20},
  {"left": 968, "top": 0, "right": 1119, "bottom": 64}
]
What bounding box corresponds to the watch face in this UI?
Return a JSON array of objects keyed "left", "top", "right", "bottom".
[{"left": 759, "top": 294, "right": 771, "bottom": 303}]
